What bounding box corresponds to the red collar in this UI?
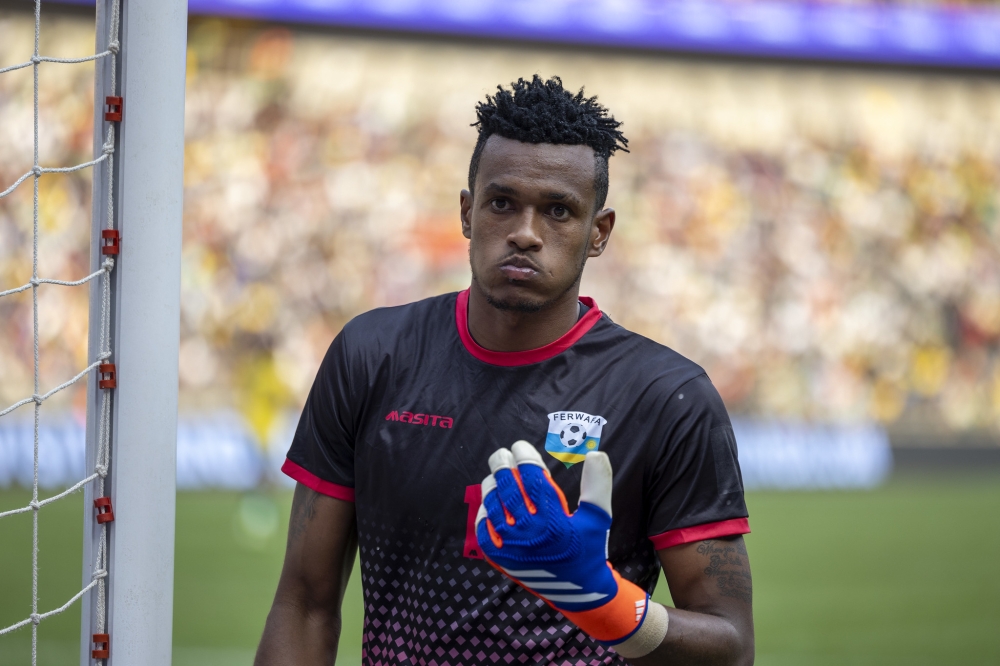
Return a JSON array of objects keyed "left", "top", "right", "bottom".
[{"left": 455, "top": 288, "right": 602, "bottom": 367}]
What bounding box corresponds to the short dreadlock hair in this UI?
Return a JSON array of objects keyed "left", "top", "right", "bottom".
[{"left": 469, "top": 75, "right": 628, "bottom": 210}]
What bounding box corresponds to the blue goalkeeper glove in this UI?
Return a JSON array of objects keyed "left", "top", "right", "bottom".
[{"left": 475, "top": 441, "right": 668, "bottom": 658}]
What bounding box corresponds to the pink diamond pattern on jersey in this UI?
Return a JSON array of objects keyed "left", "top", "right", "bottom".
[{"left": 354, "top": 518, "right": 659, "bottom": 666}]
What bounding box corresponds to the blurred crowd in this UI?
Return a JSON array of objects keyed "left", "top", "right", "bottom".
[
  {"left": 1, "top": 12, "right": 999, "bottom": 444},
  {"left": 0, "top": 13, "right": 95, "bottom": 419}
]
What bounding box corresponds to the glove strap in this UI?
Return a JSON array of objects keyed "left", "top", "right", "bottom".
[{"left": 558, "top": 568, "right": 650, "bottom": 644}]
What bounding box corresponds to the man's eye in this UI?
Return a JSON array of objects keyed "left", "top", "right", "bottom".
[
  {"left": 551, "top": 205, "right": 568, "bottom": 218},
  {"left": 491, "top": 199, "right": 510, "bottom": 211}
]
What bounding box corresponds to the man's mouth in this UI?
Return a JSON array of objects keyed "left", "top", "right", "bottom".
[{"left": 498, "top": 256, "right": 540, "bottom": 281}]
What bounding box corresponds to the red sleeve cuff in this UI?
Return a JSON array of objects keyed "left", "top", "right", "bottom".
[
  {"left": 281, "top": 459, "right": 355, "bottom": 502},
  {"left": 649, "top": 517, "right": 750, "bottom": 550}
]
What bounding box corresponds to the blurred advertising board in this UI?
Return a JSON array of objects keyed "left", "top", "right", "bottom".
[
  {"left": 0, "top": 415, "right": 893, "bottom": 491},
  {"left": 51, "top": 0, "right": 1000, "bottom": 69}
]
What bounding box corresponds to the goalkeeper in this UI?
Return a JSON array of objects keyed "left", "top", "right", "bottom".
[{"left": 256, "top": 75, "right": 754, "bottom": 665}]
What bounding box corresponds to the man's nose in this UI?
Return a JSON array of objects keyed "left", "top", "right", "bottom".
[{"left": 507, "top": 207, "right": 543, "bottom": 251}]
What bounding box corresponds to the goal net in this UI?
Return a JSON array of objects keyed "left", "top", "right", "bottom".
[{"left": 0, "top": 1, "right": 186, "bottom": 664}]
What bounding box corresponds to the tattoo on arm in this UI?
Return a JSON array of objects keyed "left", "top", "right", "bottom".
[
  {"left": 288, "top": 484, "right": 319, "bottom": 544},
  {"left": 696, "top": 538, "right": 752, "bottom": 604}
]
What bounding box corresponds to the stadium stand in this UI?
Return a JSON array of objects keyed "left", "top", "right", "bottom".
[{"left": 2, "top": 14, "right": 998, "bottom": 454}]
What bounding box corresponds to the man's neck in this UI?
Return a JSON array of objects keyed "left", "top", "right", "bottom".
[{"left": 466, "top": 284, "right": 581, "bottom": 353}]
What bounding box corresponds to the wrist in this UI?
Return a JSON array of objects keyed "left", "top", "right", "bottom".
[{"left": 612, "top": 600, "right": 669, "bottom": 659}]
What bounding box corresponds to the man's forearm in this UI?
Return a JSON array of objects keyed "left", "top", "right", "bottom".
[{"left": 255, "top": 598, "right": 343, "bottom": 666}]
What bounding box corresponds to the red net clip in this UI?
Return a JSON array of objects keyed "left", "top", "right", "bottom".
[
  {"left": 105, "top": 96, "right": 123, "bottom": 122},
  {"left": 98, "top": 364, "right": 117, "bottom": 389},
  {"left": 94, "top": 497, "right": 115, "bottom": 524},
  {"left": 92, "top": 633, "right": 110, "bottom": 659},
  {"left": 101, "top": 229, "right": 120, "bottom": 255}
]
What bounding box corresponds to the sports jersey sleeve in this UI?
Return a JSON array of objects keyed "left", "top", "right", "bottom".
[
  {"left": 645, "top": 374, "right": 749, "bottom": 550},
  {"left": 282, "top": 328, "right": 364, "bottom": 502}
]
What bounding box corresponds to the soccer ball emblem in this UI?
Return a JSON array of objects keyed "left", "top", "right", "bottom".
[{"left": 559, "top": 423, "right": 588, "bottom": 448}]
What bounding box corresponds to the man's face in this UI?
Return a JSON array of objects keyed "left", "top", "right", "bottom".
[{"left": 460, "top": 135, "right": 615, "bottom": 312}]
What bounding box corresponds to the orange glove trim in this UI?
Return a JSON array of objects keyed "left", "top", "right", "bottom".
[
  {"left": 511, "top": 469, "right": 538, "bottom": 515},
  {"left": 558, "top": 568, "right": 648, "bottom": 643}
]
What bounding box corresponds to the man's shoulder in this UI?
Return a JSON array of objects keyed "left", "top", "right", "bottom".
[
  {"left": 340, "top": 292, "right": 457, "bottom": 348},
  {"left": 589, "top": 314, "right": 706, "bottom": 391}
]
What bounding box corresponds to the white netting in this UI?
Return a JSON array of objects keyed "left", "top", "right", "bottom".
[{"left": 0, "top": 1, "right": 121, "bottom": 663}]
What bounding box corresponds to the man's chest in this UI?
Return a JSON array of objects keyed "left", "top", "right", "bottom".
[
  {"left": 356, "top": 356, "right": 632, "bottom": 472},
  {"left": 349, "top": 357, "right": 653, "bottom": 548}
]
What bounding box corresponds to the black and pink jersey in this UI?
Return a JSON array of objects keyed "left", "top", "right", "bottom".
[{"left": 283, "top": 290, "right": 749, "bottom": 666}]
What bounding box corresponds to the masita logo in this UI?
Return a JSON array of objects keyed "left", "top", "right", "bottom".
[
  {"left": 545, "top": 411, "right": 606, "bottom": 467},
  {"left": 385, "top": 410, "right": 454, "bottom": 429}
]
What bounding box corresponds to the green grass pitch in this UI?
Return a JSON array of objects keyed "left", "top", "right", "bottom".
[{"left": 1, "top": 473, "right": 998, "bottom": 665}]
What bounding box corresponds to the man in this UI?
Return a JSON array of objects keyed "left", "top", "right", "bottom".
[{"left": 255, "top": 75, "right": 754, "bottom": 666}]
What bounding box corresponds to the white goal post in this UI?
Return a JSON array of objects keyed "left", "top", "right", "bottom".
[{"left": 81, "top": 1, "right": 187, "bottom": 665}]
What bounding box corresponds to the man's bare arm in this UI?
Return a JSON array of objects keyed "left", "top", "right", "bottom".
[
  {"left": 630, "top": 536, "right": 754, "bottom": 666},
  {"left": 255, "top": 483, "right": 358, "bottom": 666}
]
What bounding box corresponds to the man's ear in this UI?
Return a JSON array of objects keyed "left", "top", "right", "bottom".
[
  {"left": 588, "top": 207, "right": 616, "bottom": 258},
  {"left": 460, "top": 189, "right": 473, "bottom": 240}
]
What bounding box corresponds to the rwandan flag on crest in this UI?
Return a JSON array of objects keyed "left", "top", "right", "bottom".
[{"left": 545, "top": 411, "right": 607, "bottom": 468}]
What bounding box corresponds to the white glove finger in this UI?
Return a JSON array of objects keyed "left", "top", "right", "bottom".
[
  {"left": 579, "top": 451, "right": 613, "bottom": 517},
  {"left": 511, "top": 440, "right": 545, "bottom": 468},
  {"left": 475, "top": 474, "right": 497, "bottom": 530},
  {"left": 488, "top": 448, "right": 515, "bottom": 473},
  {"left": 475, "top": 503, "right": 489, "bottom": 531}
]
